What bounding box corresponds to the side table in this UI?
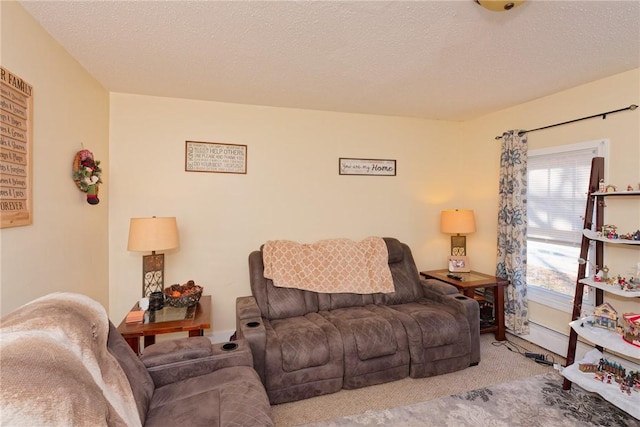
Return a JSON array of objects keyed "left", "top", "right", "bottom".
[
  {"left": 117, "top": 295, "right": 211, "bottom": 355},
  {"left": 420, "top": 270, "right": 509, "bottom": 341}
]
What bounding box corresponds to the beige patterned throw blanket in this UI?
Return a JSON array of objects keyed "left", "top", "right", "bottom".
[
  {"left": 263, "top": 237, "right": 394, "bottom": 294},
  {"left": 0, "top": 293, "right": 141, "bottom": 427}
]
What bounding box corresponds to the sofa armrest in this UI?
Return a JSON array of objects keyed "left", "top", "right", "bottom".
[
  {"left": 141, "top": 336, "right": 212, "bottom": 366},
  {"left": 237, "top": 295, "right": 262, "bottom": 320},
  {"left": 419, "top": 278, "right": 459, "bottom": 296},
  {"left": 141, "top": 338, "right": 254, "bottom": 388},
  {"left": 236, "top": 296, "right": 267, "bottom": 384}
]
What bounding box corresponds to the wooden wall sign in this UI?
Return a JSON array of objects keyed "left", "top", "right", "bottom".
[
  {"left": 339, "top": 157, "right": 396, "bottom": 176},
  {"left": 185, "top": 141, "right": 247, "bottom": 174},
  {"left": 0, "top": 67, "right": 33, "bottom": 228}
]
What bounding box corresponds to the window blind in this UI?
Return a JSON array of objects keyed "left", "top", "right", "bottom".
[{"left": 527, "top": 147, "right": 598, "bottom": 244}]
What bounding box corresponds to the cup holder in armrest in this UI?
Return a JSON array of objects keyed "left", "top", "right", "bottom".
[
  {"left": 455, "top": 295, "right": 468, "bottom": 300},
  {"left": 246, "top": 321, "right": 261, "bottom": 328},
  {"left": 221, "top": 342, "right": 238, "bottom": 352}
]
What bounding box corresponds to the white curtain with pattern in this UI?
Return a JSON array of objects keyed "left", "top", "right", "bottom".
[{"left": 496, "top": 130, "right": 529, "bottom": 335}]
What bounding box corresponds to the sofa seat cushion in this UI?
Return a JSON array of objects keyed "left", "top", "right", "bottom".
[
  {"left": 322, "top": 305, "right": 410, "bottom": 389},
  {"left": 271, "top": 315, "right": 331, "bottom": 371},
  {"left": 403, "top": 303, "right": 461, "bottom": 347},
  {"left": 328, "top": 306, "right": 398, "bottom": 360},
  {"left": 261, "top": 313, "right": 344, "bottom": 403},
  {"left": 391, "top": 301, "right": 470, "bottom": 348},
  {"left": 387, "top": 300, "right": 471, "bottom": 378},
  {"left": 146, "top": 366, "right": 272, "bottom": 427}
]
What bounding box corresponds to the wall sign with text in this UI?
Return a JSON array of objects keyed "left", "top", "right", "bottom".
[
  {"left": 185, "top": 141, "right": 247, "bottom": 174},
  {"left": 339, "top": 158, "right": 396, "bottom": 176},
  {"left": 0, "top": 67, "right": 33, "bottom": 228}
]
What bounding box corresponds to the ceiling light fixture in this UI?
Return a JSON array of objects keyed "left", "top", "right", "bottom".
[{"left": 475, "top": 0, "right": 524, "bottom": 12}]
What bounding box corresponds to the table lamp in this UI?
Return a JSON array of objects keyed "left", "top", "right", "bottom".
[
  {"left": 441, "top": 209, "right": 476, "bottom": 256},
  {"left": 127, "top": 216, "right": 179, "bottom": 297}
]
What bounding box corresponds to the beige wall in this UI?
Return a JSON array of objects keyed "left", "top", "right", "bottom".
[
  {"left": 108, "top": 95, "right": 476, "bottom": 332},
  {"left": 2, "top": 1, "right": 637, "bottom": 346},
  {"left": 462, "top": 68, "right": 640, "bottom": 334},
  {"left": 0, "top": 2, "right": 110, "bottom": 315}
]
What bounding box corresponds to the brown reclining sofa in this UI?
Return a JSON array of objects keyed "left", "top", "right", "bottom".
[{"left": 236, "top": 237, "right": 480, "bottom": 404}]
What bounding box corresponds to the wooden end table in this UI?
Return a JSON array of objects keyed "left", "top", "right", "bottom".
[
  {"left": 117, "top": 295, "right": 211, "bottom": 355},
  {"left": 420, "top": 270, "right": 509, "bottom": 341}
]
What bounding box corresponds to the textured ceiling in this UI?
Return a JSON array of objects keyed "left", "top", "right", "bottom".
[{"left": 18, "top": 1, "right": 640, "bottom": 121}]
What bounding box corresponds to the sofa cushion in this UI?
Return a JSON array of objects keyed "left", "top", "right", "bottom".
[
  {"left": 271, "top": 316, "right": 330, "bottom": 371},
  {"left": 107, "top": 322, "right": 154, "bottom": 424},
  {"left": 146, "top": 366, "right": 273, "bottom": 427},
  {"left": 350, "top": 311, "right": 398, "bottom": 360},
  {"left": 384, "top": 237, "right": 405, "bottom": 263},
  {"left": 266, "top": 281, "right": 313, "bottom": 319},
  {"left": 250, "top": 250, "right": 319, "bottom": 320},
  {"left": 387, "top": 300, "right": 471, "bottom": 378},
  {"left": 374, "top": 242, "right": 423, "bottom": 306},
  {"left": 317, "top": 292, "right": 374, "bottom": 311},
  {"left": 405, "top": 303, "right": 462, "bottom": 347},
  {"left": 321, "top": 305, "right": 409, "bottom": 389}
]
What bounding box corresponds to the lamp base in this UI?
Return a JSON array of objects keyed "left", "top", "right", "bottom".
[
  {"left": 142, "top": 253, "right": 165, "bottom": 297},
  {"left": 451, "top": 235, "right": 467, "bottom": 256}
]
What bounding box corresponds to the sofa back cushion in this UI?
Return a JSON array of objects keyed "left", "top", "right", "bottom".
[
  {"left": 249, "top": 238, "right": 422, "bottom": 317},
  {"left": 249, "top": 250, "right": 319, "bottom": 320},
  {"left": 107, "top": 322, "right": 154, "bottom": 424},
  {"left": 317, "top": 292, "right": 374, "bottom": 311},
  {"left": 374, "top": 239, "right": 423, "bottom": 306}
]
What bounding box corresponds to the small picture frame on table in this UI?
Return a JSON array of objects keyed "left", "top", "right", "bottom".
[{"left": 448, "top": 256, "right": 470, "bottom": 273}]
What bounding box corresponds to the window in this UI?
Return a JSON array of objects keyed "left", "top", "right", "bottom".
[{"left": 526, "top": 140, "right": 607, "bottom": 311}]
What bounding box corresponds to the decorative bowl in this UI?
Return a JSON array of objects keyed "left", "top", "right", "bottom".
[{"left": 164, "top": 280, "right": 203, "bottom": 308}]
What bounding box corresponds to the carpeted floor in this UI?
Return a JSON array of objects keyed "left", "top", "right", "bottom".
[
  {"left": 271, "top": 333, "right": 568, "bottom": 426},
  {"left": 302, "top": 371, "right": 639, "bottom": 427}
]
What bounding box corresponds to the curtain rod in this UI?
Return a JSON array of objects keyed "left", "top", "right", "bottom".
[{"left": 494, "top": 104, "right": 638, "bottom": 140}]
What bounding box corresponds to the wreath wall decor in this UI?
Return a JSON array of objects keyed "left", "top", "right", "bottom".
[{"left": 72, "top": 149, "right": 102, "bottom": 205}]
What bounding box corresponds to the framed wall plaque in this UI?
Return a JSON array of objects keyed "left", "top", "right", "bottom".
[
  {"left": 0, "top": 67, "right": 33, "bottom": 228},
  {"left": 185, "top": 141, "right": 247, "bottom": 174},
  {"left": 339, "top": 158, "right": 396, "bottom": 176}
]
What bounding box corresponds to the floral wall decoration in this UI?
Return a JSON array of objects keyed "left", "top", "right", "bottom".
[{"left": 72, "top": 149, "right": 102, "bottom": 205}]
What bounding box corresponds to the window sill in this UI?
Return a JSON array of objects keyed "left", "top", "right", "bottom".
[{"left": 528, "top": 285, "right": 594, "bottom": 315}]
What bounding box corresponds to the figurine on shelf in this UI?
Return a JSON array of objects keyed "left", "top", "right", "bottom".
[
  {"left": 605, "top": 184, "right": 618, "bottom": 193},
  {"left": 617, "top": 276, "right": 627, "bottom": 289},
  {"left": 599, "top": 179, "right": 606, "bottom": 193},
  {"left": 593, "top": 303, "right": 618, "bottom": 331},
  {"left": 601, "top": 225, "right": 617, "bottom": 239},
  {"left": 627, "top": 185, "right": 634, "bottom": 191}
]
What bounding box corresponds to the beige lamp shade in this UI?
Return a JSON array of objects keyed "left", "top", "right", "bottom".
[
  {"left": 441, "top": 209, "right": 476, "bottom": 235},
  {"left": 127, "top": 217, "right": 179, "bottom": 252}
]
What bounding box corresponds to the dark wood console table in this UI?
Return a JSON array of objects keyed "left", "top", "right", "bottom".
[{"left": 117, "top": 295, "right": 211, "bottom": 355}]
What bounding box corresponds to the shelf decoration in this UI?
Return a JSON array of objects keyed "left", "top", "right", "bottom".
[
  {"left": 72, "top": 149, "right": 102, "bottom": 205},
  {"left": 593, "top": 302, "right": 618, "bottom": 331},
  {"left": 622, "top": 313, "right": 640, "bottom": 347},
  {"left": 583, "top": 228, "right": 640, "bottom": 244}
]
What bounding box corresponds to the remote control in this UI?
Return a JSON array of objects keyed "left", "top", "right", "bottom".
[{"left": 447, "top": 273, "right": 462, "bottom": 281}]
